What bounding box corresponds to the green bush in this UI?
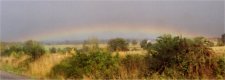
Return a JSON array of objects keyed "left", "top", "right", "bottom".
[
  {"left": 81, "top": 38, "right": 100, "bottom": 53},
  {"left": 108, "top": 38, "right": 129, "bottom": 51},
  {"left": 140, "top": 39, "right": 152, "bottom": 50},
  {"left": 148, "top": 34, "right": 217, "bottom": 78},
  {"left": 23, "top": 40, "right": 46, "bottom": 60},
  {"left": 49, "top": 47, "right": 57, "bottom": 53},
  {"left": 214, "top": 56, "right": 225, "bottom": 77},
  {"left": 1, "top": 44, "right": 24, "bottom": 57},
  {"left": 51, "top": 50, "right": 120, "bottom": 79},
  {"left": 217, "top": 39, "right": 224, "bottom": 46},
  {"left": 1, "top": 40, "right": 45, "bottom": 60},
  {"left": 121, "top": 54, "right": 150, "bottom": 78},
  {"left": 131, "top": 40, "right": 138, "bottom": 46}
]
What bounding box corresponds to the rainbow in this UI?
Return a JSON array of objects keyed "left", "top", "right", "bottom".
[{"left": 18, "top": 24, "right": 208, "bottom": 41}]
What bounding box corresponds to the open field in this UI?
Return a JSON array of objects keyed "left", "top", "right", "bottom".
[
  {"left": 45, "top": 44, "right": 225, "bottom": 56},
  {"left": 45, "top": 44, "right": 225, "bottom": 58},
  {"left": 44, "top": 44, "right": 108, "bottom": 50},
  {"left": 212, "top": 46, "right": 225, "bottom": 56}
]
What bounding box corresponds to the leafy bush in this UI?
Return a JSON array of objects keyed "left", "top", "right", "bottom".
[
  {"left": 49, "top": 47, "right": 57, "bottom": 53},
  {"left": 108, "top": 38, "right": 129, "bottom": 51},
  {"left": 1, "top": 45, "right": 24, "bottom": 56},
  {"left": 217, "top": 39, "right": 224, "bottom": 46},
  {"left": 23, "top": 40, "right": 46, "bottom": 60},
  {"left": 214, "top": 56, "right": 225, "bottom": 78},
  {"left": 51, "top": 50, "right": 120, "bottom": 79},
  {"left": 81, "top": 38, "right": 100, "bottom": 52},
  {"left": 1, "top": 40, "right": 45, "bottom": 60},
  {"left": 120, "top": 54, "right": 150, "bottom": 78},
  {"left": 140, "top": 39, "right": 152, "bottom": 50},
  {"left": 131, "top": 40, "right": 138, "bottom": 46},
  {"left": 148, "top": 34, "right": 217, "bottom": 78}
]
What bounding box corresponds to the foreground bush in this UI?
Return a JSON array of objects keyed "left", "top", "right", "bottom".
[
  {"left": 51, "top": 50, "right": 120, "bottom": 79},
  {"left": 120, "top": 54, "right": 150, "bottom": 79},
  {"left": 149, "top": 34, "right": 222, "bottom": 79}
]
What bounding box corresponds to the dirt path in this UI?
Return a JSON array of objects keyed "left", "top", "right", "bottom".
[{"left": 0, "top": 71, "right": 29, "bottom": 79}]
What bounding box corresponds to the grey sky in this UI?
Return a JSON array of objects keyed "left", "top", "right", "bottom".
[{"left": 1, "top": 0, "right": 224, "bottom": 41}]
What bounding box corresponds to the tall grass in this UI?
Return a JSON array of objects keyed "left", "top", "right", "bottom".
[{"left": 27, "top": 54, "right": 71, "bottom": 78}]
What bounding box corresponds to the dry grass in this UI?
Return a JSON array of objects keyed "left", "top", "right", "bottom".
[
  {"left": 0, "top": 55, "right": 29, "bottom": 68},
  {"left": 44, "top": 44, "right": 108, "bottom": 50},
  {"left": 45, "top": 44, "right": 146, "bottom": 58},
  {"left": 211, "top": 46, "right": 225, "bottom": 56},
  {"left": 45, "top": 44, "right": 225, "bottom": 56},
  {"left": 0, "top": 53, "right": 72, "bottom": 78},
  {"left": 112, "top": 50, "right": 147, "bottom": 58},
  {"left": 26, "top": 53, "right": 72, "bottom": 78}
]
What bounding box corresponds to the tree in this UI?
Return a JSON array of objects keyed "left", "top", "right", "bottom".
[
  {"left": 1, "top": 44, "right": 24, "bottom": 56},
  {"left": 217, "top": 39, "right": 224, "bottom": 46},
  {"left": 140, "top": 39, "right": 147, "bottom": 49},
  {"left": 108, "top": 38, "right": 128, "bottom": 51},
  {"left": 194, "top": 37, "right": 214, "bottom": 47},
  {"left": 23, "top": 40, "right": 46, "bottom": 60},
  {"left": 50, "top": 47, "right": 57, "bottom": 53},
  {"left": 81, "top": 37, "right": 100, "bottom": 52},
  {"left": 131, "top": 40, "right": 138, "bottom": 46},
  {"left": 149, "top": 34, "right": 215, "bottom": 77},
  {"left": 140, "top": 39, "right": 152, "bottom": 50}
]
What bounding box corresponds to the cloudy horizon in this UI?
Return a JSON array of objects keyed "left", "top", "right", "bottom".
[{"left": 1, "top": 0, "right": 224, "bottom": 42}]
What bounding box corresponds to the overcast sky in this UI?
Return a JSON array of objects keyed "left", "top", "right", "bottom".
[{"left": 1, "top": 0, "right": 224, "bottom": 42}]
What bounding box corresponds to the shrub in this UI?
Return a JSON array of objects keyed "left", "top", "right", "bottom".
[
  {"left": 131, "top": 40, "right": 138, "bottom": 46},
  {"left": 1, "top": 44, "right": 24, "bottom": 57},
  {"left": 194, "top": 37, "right": 214, "bottom": 47},
  {"left": 140, "top": 39, "right": 147, "bottom": 49},
  {"left": 23, "top": 40, "right": 46, "bottom": 60},
  {"left": 120, "top": 54, "right": 150, "bottom": 78},
  {"left": 81, "top": 38, "right": 100, "bottom": 52},
  {"left": 148, "top": 34, "right": 217, "bottom": 78},
  {"left": 217, "top": 39, "right": 224, "bottom": 46},
  {"left": 108, "top": 38, "right": 128, "bottom": 51},
  {"left": 51, "top": 50, "right": 120, "bottom": 79},
  {"left": 49, "top": 47, "right": 57, "bottom": 53},
  {"left": 140, "top": 39, "right": 152, "bottom": 50},
  {"left": 214, "top": 56, "right": 225, "bottom": 78}
]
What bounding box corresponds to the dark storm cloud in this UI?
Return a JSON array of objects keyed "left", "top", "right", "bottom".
[{"left": 1, "top": 1, "right": 224, "bottom": 41}]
